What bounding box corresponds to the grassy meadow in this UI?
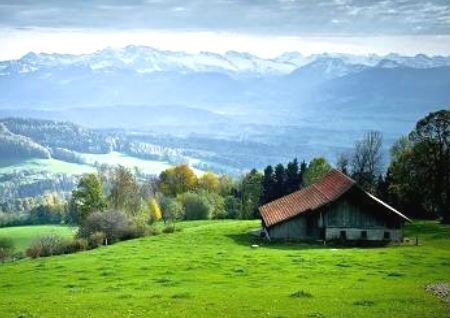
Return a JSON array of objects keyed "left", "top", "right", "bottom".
[
  {"left": 0, "top": 152, "right": 203, "bottom": 176},
  {"left": 0, "top": 158, "right": 95, "bottom": 175},
  {"left": 0, "top": 220, "right": 449, "bottom": 318},
  {"left": 0, "top": 225, "right": 77, "bottom": 251}
]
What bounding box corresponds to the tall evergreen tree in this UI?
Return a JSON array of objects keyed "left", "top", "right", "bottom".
[
  {"left": 262, "top": 165, "right": 276, "bottom": 204},
  {"left": 299, "top": 160, "right": 307, "bottom": 187},
  {"left": 376, "top": 174, "right": 389, "bottom": 202},
  {"left": 286, "top": 158, "right": 300, "bottom": 194},
  {"left": 274, "top": 163, "right": 286, "bottom": 199}
]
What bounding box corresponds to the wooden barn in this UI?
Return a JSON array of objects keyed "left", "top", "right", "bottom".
[{"left": 259, "top": 169, "right": 410, "bottom": 242}]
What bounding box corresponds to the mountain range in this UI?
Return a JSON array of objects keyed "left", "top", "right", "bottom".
[
  {"left": 1, "top": 46, "right": 449, "bottom": 77},
  {"left": 0, "top": 45, "right": 448, "bottom": 137}
]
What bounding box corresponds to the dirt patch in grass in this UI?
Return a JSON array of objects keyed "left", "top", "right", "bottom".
[
  {"left": 307, "top": 313, "right": 325, "bottom": 318},
  {"left": 387, "top": 271, "right": 404, "bottom": 277},
  {"left": 353, "top": 300, "right": 375, "bottom": 306},
  {"left": 64, "top": 283, "right": 77, "bottom": 289},
  {"left": 290, "top": 290, "right": 313, "bottom": 298},
  {"left": 336, "top": 263, "right": 352, "bottom": 268},
  {"left": 154, "top": 277, "right": 179, "bottom": 287},
  {"left": 426, "top": 283, "right": 450, "bottom": 303},
  {"left": 171, "top": 292, "right": 191, "bottom": 299}
]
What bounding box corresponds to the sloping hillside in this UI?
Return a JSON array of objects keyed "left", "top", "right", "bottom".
[
  {"left": 0, "top": 123, "right": 51, "bottom": 160},
  {"left": 312, "top": 66, "right": 450, "bottom": 117},
  {"left": 0, "top": 221, "right": 449, "bottom": 318},
  {"left": 1, "top": 118, "right": 114, "bottom": 154}
]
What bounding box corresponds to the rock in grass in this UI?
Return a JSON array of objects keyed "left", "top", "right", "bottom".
[{"left": 426, "top": 283, "right": 450, "bottom": 303}]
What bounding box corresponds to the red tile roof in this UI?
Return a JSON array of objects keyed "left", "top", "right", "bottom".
[{"left": 259, "top": 169, "right": 356, "bottom": 227}]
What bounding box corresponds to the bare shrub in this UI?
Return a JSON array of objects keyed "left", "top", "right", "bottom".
[
  {"left": 65, "top": 239, "right": 89, "bottom": 253},
  {"left": 25, "top": 235, "right": 67, "bottom": 258},
  {"left": 25, "top": 235, "right": 89, "bottom": 258},
  {"left": 162, "top": 223, "right": 177, "bottom": 233},
  {"left": 78, "top": 210, "right": 132, "bottom": 244},
  {"left": 0, "top": 237, "right": 15, "bottom": 262},
  {"left": 88, "top": 231, "right": 106, "bottom": 248}
]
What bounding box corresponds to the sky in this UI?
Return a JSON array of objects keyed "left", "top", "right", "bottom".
[{"left": 0, "top": 0, "right": 449, "bottom": 60}]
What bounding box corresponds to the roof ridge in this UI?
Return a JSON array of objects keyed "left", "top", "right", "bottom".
[{"left": 328, "top": 168, "right": 356, "bottom": 184}]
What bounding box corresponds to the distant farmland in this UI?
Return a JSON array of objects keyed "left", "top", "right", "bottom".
[{"left": 0, "top": 152, "right": 200, "bottom": 176}]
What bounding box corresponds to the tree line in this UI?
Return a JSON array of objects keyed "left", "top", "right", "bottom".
[
  {"left": 67, "top": 156, "right": 339, "bottom": 225},
  {"left": 3, "top": 109, "right": 448, "bottom": 227}
]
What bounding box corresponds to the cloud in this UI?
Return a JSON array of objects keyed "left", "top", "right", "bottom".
[
  {"left": 171, "top": 6, "right": 187, "bottom": 12},
  {"left": 0, "top": 28, "right": 449, "bottom": 61},
  {"left": 0, "top": 0, "right": 448, "bottom": 36},
  {"left": 0, "top": 0, "right": 448, "bottom": 59}
]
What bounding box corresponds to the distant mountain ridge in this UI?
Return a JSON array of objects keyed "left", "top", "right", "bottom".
[
  {"left": 0, "top": 45, "right": 448, "bottom": 142},
  {"left": 0, "top": 46, "right": 448, "bottom": 112},
  {"left": 1, "top": 46, "right": 449, "bottom": 77}
]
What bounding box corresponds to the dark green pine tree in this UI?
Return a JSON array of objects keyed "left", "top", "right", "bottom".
[
  {"left": 299, "top": 160, "right": 307, "bottom": 187},
  {"left": 376, "top": 168, "right": 395, "bottom": 206},
  {"left": 286, "top": 158, "right": 300, "bottom": 194},
  {"left": 274, "top": 163, "right": 286, "bottom": 199},
  {"left": 262, "top": 165, "right": 276, "bottom": 204}
]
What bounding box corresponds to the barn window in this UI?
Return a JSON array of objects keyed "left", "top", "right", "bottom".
[
  {"left": 384, "top": 231, "right": 391, "bottom": 240},
  {"left": 361, "top": 231, "right": 367, "bottom": 239},
  {"left": 340, "top": 230, "right": 346, "bottom": 240}
]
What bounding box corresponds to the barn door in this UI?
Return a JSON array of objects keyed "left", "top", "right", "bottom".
[{"left": 306, "top": 215, "right": 318, "bottom": 238}]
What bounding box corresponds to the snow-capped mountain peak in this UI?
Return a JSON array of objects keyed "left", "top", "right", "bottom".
[{"left": 0, "top": 46, "right": 449, "bottom": 77}]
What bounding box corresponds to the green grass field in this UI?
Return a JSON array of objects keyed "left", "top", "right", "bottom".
[
  {"left": 0, "top": 158, "right": 95, "bottom": 175},
  {"left": 0, "top": 225, "right": 77, "bottom": 251},
  {"left": 0, "top": 152, "right": 203, "bottom": 176},
  {"left": 0, "top": 221, "right": 449, "bottom": 318}
]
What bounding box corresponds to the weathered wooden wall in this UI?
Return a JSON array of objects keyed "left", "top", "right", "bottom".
[
  {"left": 268, "top": 213, "right": 321, "bottom": 240},
  {"left": 266, "top": 194, "right": 404, "bottom": 241},
  {"left": 325, "top": 199, "right": 386, "bottom": 228},
  {"left": 268, "top": 216, "right": 306, "bottom": 240},
  {"left": 325, "top": 228, "right": 402, "bottom": 241},
  {"left": 323, "top": 197, "right": 402, "bottom": 241}
]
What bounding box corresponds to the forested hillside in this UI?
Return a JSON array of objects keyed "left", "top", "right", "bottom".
[
  {"left": 1, "top": 118, "right": 114, "bottom": 153},
  {"left": 0, "top": 119, "right": 110, "bottom": 220},
  {"left": 0, "top": 123, "right": 50, "bottom": 160},
  {"left": 0, "top": 118, "right": 195, "bottom": 221}
]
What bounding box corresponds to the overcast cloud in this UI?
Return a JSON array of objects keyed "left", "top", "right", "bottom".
[
  {"left": 0, "top": 0, "right": 449, "bottom": 59},
  {"left": 0, "top": 0, "right": 448, "bottom": 35}
]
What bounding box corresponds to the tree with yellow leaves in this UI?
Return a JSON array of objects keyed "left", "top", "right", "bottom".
[
  {"left": 159, "top": 165, "right": 198, "bottom": 196},
  {"left": 148, "top": 198, "right": 162, "bottom": 222},
  {"left": 198, "top": 172, "right": 220, "bottom": 192}
]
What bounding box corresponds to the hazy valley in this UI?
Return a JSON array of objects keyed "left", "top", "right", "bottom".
[{"left": 0, "top": 46, "right": 449, "bottom": 219}]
